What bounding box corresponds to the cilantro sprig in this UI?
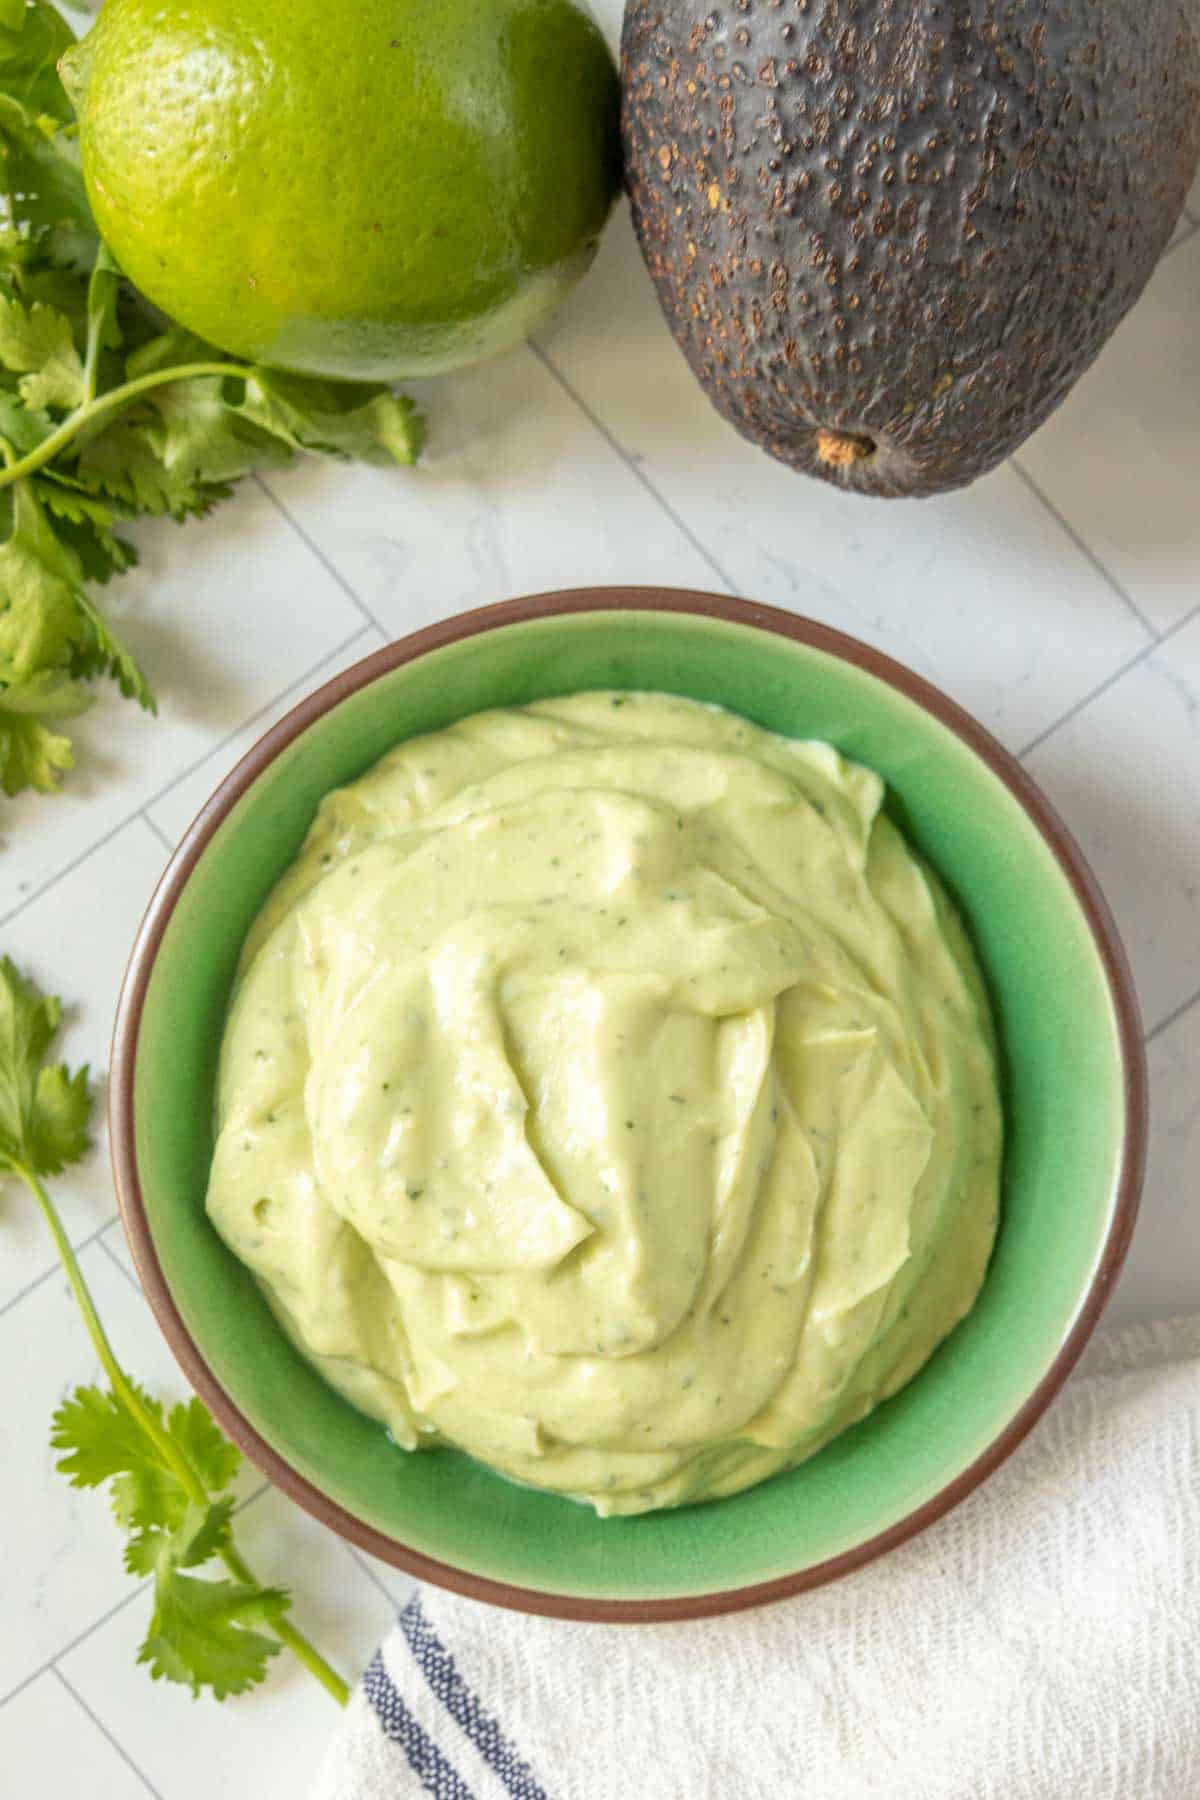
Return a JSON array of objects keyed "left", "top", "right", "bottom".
[
  {"left": 0, "top": 955, "right": 350, "bottom": 1705},
  {"left": 0, "top": 1, "right": 424, "bottom": 800}
]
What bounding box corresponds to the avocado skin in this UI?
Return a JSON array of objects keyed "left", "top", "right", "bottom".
[{"left": 621, "top": 0, "right": 1200, "bottom": 497}]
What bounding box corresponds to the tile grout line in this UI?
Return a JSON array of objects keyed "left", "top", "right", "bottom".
[
  {"left": 129, "top": 617, "right": 375, "bottom": 818},
  {"left": 1008, "top": 459, "right": 1157, "bottom": 639},
  {"left": 1144, "top": 981, "right": 1200, "bottom": 1045},
  {"left": 0, "top": 621, "right": 375, "bottom": 936},
  {"left": 530, "top": 341, "right": 742, "bottom": 599},
  {"left": 97, "top": 1231, "right": 145, "bottom": 1299},
  {"left": 51, "top": 1665, "right": 166, "bottom": 1800},
  {"left": 0, "top": 1482, "right": 272, "bottom": 1717},
  {"left": 254, "top": 473, "right": 391, "bottom": 639},
  {"left": 0, "top": 808, "right": 142, "bottom": 934},
  {"left": 1017, "top": 596, "right": 1200, "bottom": 760},
  {"left": 233, "top": 1479, "right": 271, "bottom": 1515},
  {"left": 0, "top": 1216, "right": 119, "bottom": 1321},
  {"left": 0, "top": 1580, "right": 152, "bottom": 1712},
  {"left": 139, "top": 809, "right": 174, "bottom": 853},
  {"left": 345, "top": 1543, "right": 407, "bottom": 1614}
]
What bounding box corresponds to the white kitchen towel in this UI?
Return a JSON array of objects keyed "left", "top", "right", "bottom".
[{"left": 313, "top": 1316, "right": 1200, "bottom": 1800}]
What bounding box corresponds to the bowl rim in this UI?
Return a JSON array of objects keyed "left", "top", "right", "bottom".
[{"left": 109, "top": 585, "right": 1148, "bottom": 1623}]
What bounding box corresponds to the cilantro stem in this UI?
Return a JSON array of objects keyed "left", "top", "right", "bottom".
[
  {"left": 80, "top": 321, "right": 103, "bottom": 407},
  {"left": 0, "top": 361, "right": 251, "bottom": 488},
  {"left": 10, "top": 1162, "right": 133, "bottom": 1400},
  {"left": 12, "top": 1159, "right": 351, "bottom": 1707},
  {"left": 218, "top": 1550, "right": 351, "bottom": 1705}
]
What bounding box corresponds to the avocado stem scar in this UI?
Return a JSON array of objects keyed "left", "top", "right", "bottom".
[{"left": 815, "top": 428, "right": 876, "bottom": 469}]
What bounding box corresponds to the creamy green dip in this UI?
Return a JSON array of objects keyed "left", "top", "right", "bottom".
[{"left": 207, "top": 692, "right": 1002, "bottom": 1514}]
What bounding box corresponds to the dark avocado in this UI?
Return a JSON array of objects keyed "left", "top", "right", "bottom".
[{"left": 621, "top": 0, "right": 1200, "bottom": 497}]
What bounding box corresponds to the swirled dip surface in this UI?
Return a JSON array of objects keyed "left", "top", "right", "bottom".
[{"left": 207, "top": 693, "right": 1002, "bottom": 1514}]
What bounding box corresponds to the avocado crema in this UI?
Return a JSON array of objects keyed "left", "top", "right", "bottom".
[{"left": 207, "top": 692, "right": 1002, "bottom": 1515}]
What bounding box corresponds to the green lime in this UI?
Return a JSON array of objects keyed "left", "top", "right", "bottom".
[{"left": 61, "top": 0, "right": 621, "bottom": 380}]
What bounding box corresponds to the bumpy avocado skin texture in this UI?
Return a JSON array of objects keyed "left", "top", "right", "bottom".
[{"left": 622, "top": 0, "right": 1200, "bottom": 497}]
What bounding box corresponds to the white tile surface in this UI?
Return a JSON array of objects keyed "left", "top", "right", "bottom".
[
  {"left": 58, "top": 1490, "right": 395, "bottom": 1800},
  {"left": 1016, "top": 232, "right": 1200, "bottom": 635},
  {"left": 146, "top": 626, "right": 384, "bottom": 847},
  {"left": 0, "top": 483, "right": 366, "bottom": 917},
  {"left": 348, "top": 1546, "right": 416, "bottom": 1614},
  {"left": 0, "top": 1673, "right": 155, "bottom": 1799},
  {"left": 1024, "top": 610, "right": 1200, "bottom": 1034},
  {"left": 1114, "top": 1001, "right": 1200, "bottom": 1323},
  {"left": 1, "top": 7, "right": 1198, "bottom": 1787},
  {"left": 0, "top": 821, "right": 167, "bottom": 1312},
  {"left": 0, "top": 1244, "right": 195, "bottom": 1700},
  {"left": 1187, "top": 166, "right": 1200, "bottom": 225},
  {"left": 259, "top": 339, "right": 730, "bottom": 639},
  {"left": 97, "top": 1216, "right": 143, "bottom": 1290}
]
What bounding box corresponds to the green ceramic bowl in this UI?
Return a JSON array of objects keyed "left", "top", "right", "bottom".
[{"left": 111, "top": 590, "right": 1146, "bottom": 1620}]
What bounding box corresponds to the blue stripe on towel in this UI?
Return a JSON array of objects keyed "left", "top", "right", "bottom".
[
  {"left": 363, "top": 1648, "right": 478, "bottom": 1800},
  {"left": 399, "top": 1593, "right": 550, "bottom": 1800}
]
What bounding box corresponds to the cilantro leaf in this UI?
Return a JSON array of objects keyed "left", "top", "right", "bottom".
[
  {"left": 173, "top": 1496, "right": 238, "bottom": 1569},
  {"left": 49, "top": 1367, "right": 295, "bottom": 1702},
  {"left": 0, "top": 385, "right": 56, "bottom": 455},
  {"left": 0, "top": 472, "right": 151, "bottom": 714},
  {"left": 122, "top": 1521, "right": 181, "bottom": 1578},
  {"left": 124, "top": 1497, "right": 236, "bottom": 1581},
  {"left": 50, "top": 1370, "right": 295, "bottom": 1700},
  {"left": 139, "top": 1573, "right": 288, "bottom": 1700},
  {"left": 52, "top": 1365, "right": 294, "bottom": 1701},
  {"left": 124, "top": 323, "right": 219, "bottom": 379},
  {"left": 144, "top": 373, "right": 293, "bottom": 489},
  {"left": 123, "top": 1494, "right": 236, "bottom": 1578},
  {"left": 0, "top": 953, "right": 92, "bottom": 1171},
  {"left": 0, "top": 665, "right": 87, "bottom": 794},
  {"left": 71, "top": 588, "right": 155, "bottom": 710},
  {"left": 5, "top": 963, "right": 347, "bottom": 1706},
  {"left": 34, "top": 474, "right": 139, "bottom": 584},
  {"left": 0, "top": 120, "right": 98, "bottom": 275},
  {"left": 13, "top": 264, "right": 91, "bottom": 324},
  {"left": 235, "top": 369, "right": 425, "bottom": 466},
  {"left": 82, "top": 240, "right": 121, "bottom": 379},
  {"left": 73, "top": 411, "right": 186, "bottom": 513},
  {"left": 0, "top": 2, "right": 76, "bottom": 124},
  {"left": 167, "top": 1396, "right": 243, "bottom": 1496},
  {"left": 57, "top": 1391, "right": 236, "bottom": 1587},
  {"left": 0, "top": 705, "right": 72, "bottom": 792},
  {"left": 52, "top": 1381, "right": 157, "bottom": 1491},
  {"left": 25, "top": 1051, "right": 90, "bottom": 1168},
  {"left": 75, "top": 410, "right": 234, "bottom": 519},
  {"left": 113, "top": 1456, "right": 186, "bottom": 1547},
  {"left": 75, "top": 354, "right": 424, "bottom": 520},
  {"left": 0, "top": 287, "right": 84, "bottom": 408},
  {"left": 52, "top": 1381, "right": 238, "bottom": 1521},
  {"left": 0, "top": 478, "right": 88, "bottom": 675},
  {"left": 0, "top": 2, "right": 96, "bottom": 277},
  {"left": 116, "top": 330, "right": 424, "bottom": 475}
]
